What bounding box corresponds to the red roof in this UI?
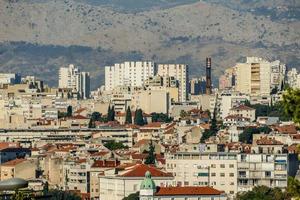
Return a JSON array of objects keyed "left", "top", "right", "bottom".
[
  {"left": 275, "top": 125, "right": 297, "bottom": 135},
  {"left": 91, "top": 160, "right": 120, "bottom": 168},
  {"left": 142, "top": 122, "right": 162, "bottom": 128},
  {"left": 231, "top": 105, "right": 255, "bottom": 111},
  {"left": 118, "top": 164, "right": 172, "bottom": 177},
  {"left": 155, "top": 186, "right": 223, "bottom": 196},
  {"left": 71, "top": 115, "right": 88, "bottom": 120},
  {"left": 2, "top": 159, "right": 27, "bottom": 166},
  {"left": 256, "top": 137, "right": 283, "bottom": 145}
]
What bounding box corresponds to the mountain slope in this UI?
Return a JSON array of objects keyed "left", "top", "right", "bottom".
[{"left": 0, "top": 0, "right": 299, "bottom": 88}]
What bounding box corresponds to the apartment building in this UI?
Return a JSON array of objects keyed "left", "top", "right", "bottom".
[
  {"left": 157, "top": 64, "right": 188, "bottom": 102},
  {"left": 131, "top": 88, "right": 170, "bottom": 114},
  {"left": 216, "top": 91, "right": 249, "bottom": 120},
  {"left": 0, "top": 158, "right": 36, "bottom": 181},
  {"left": 0, "top": 73, "right": 21, "bottom": 85},
  {"left": 165, "top": 152, "right": 298, "bottom": 196},
  {"left": 235, "top": 57, "right": 285, "bottom": 96},
  {"left": 286, "top": 68, "right": 300, "bottom": 89},
  {"left": 63, "top": 159, "right": 91, "bottom": 194},
  {"left": 59, "top": 64, "right": 90, "bottom": 99},
  {"left": 105, "top": 61, "right": 156, "bottom": 91}
]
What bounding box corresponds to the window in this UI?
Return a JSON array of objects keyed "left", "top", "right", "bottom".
[
  {"left": 220, "top": 173, "right": 225, "bottom": 177},
  {"left": 230, "top": 173, "right": 234, "bottom": 177},
  {"left": 211, "top": 164, "right": 216, "bottom": 168},
  {"left": 211, "top": 173, "right": 216, "bottom": 177},
  {"left": 220, "top": 164, "right": 225, "bottom": 168},
  {"left": 229, "top": 164, "right": 234, "bottom": 168}
]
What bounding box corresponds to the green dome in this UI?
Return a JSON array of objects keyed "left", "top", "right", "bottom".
[{"left": 140, "top": 171, "right": 156, "bottom": 190}]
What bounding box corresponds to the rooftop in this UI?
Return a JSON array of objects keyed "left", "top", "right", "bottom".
[{"left": 155, "top": 186, "right": 223, "bottom": 196}]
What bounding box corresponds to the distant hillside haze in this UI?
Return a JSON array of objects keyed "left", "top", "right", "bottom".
[{"left": 0, "top": 0, "right": 299, "bottom": 89}]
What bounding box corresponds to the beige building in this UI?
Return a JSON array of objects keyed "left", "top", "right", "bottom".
[
  {"left": 166, "top": 152, "right": 295, "bottom": 196},
  {"left": 131, "top": 88, "right": 170, "bottom": 114},
  {"left": 0, "top": 159, "right": 36, "bottom": 181},
  {"left": 99, "top": 164, "right": 173, "bottom": 200},
  {"left": 229, "top": 105, "right": 256, "bottom": 122},
  {"left": 235, "top": 57, "right": 285, "bottom": 96},
  {"left": 157, "top": 64, "right": 188, "bottom": 102}
]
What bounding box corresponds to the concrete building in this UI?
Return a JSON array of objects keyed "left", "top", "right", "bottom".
[
  {"left": 157, "top": 64, "right": 188, "bottom": 102},
  {"left": 99, "top": 164, "right": 173, "bottom": 200},
  {"left": 0, "top": 73, "right": 21, "bottom": 85},
  {"left": 229, "top": 105, "right": 256, "bottom": 122},
  {"left": 105, "top": 61, "right": 156, "bottom": 91},
  {"left": 139, "top": 171, "right": 227, "bottom": 200},
  {"left": 131, "top": 88, "right": 170, "bottom": 114},
  {"left": 165, "top": 152, "right": 298, "bottom": 196},
  {"left": 216, "top": 91, "right": 249, "bottom": 120},
  {"left": 58, "top": 64, "right": 90, "bottom": 99},
  {"left": 235, "top": 57, "right": 286, "bottom": 96},
  {"left": 189, "top": 77, "right": 206, "bottom": 95},
  {"left": 286, "top": 68, "right": 300, "bottom": 89},
  {"left": 219, "top": 67, "right": 236, "bottom": 90},
  {"left": 0, "top": 159, "right": 36, "bottom": 181}
]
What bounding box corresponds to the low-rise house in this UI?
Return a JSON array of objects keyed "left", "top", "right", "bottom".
[{"left": 229, "top": 105, "right": 255, "bottom": 122}]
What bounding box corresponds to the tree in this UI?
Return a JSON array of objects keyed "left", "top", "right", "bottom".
[
  {"left": 287, "top": 177, "right": 300, "bottom": 199},
  {"left": 180, "top": 110, "right": 187, "bottom": 118},
  {"left": 283, "top": 88, "right": 300, "bottom": 124},
  {"left": 111, "top": 106, "right": 115, "bottom": 121},
  {"left": 239, "top": 127, "right": 270, "bottom": 144},
  {"left": 134, "top": 109, "right": 145, "bottom": 126},
  {"left": 66, "top": 106, "right": 72, "bottom": 117},
  {"left": 122, "top": 192, "right": 139, "bottom": 200},
  {"left": 144, "top": 141, "right": 156, "bottom": 165},
  {"left": 151, "top": 112, "right": 173, "bottom": 123},
  {"left": 45, "top": 189, "right": 81, "bottom": 200},
  {"left": 91, "top": 112, "right": 101, "bottom": 122},
  {"left": 236, "top": 185, "right": 288, "bottom": 200},
  {"left": 200, "top": 108, "right": 218, "bottom": 143},
  {"left": 125, "top": 106, "right": 132, "bottom": 124},
  {"left": 104, "top": 140, "right": 127, "bottom": 150},
  {"left": 107, "top": 105, "right": 115, "bottom": 121},
  {"left": 107, "top": 105, "right": 112, "bottom": 121},
  {"left": 88, "top": 118, "right": 95, "bottom": 128}
]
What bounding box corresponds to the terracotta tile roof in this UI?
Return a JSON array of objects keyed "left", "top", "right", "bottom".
[
  {"left": 142, "top": 122, "right": 162, "bottom": 128},
  {"left": 76, "top": 159, "right": 87, "bottom": 164},
  {"left": 90, "top": 151, "right": 110, "bottom": 157},
  {"left": 0, "top": 142, "right": 20, "bottom": 150},
  {"left": 155, "top": 186, "right": 223, "bottom": 196},
  {"left": 131, "top": 153, "right": 148, "bottom": 160},
  {"left": 275, "top": 125, "right": 297, "bottom": 135},
  {"left": 2, "top": 159, "right": 26, "bottom": 166},
  {"left": 256, "top": 137, "right": 283, "bottom": 145},
  {"left": 71, "top": 115, "right": 88, "bottom": 120},
  {"left": 91, "top": 160, "right": 120, "bottom": 168},
  {"left": 231, "top": 105, "right": 255, "bottom": 111},
  {"left": 133, "top": 139, "right": 152, "bottom": 148},
  {"left": 74, "top": 108, "right": 86, "bottom": 114},
  {"left": 118, "top": 164, "right": 173, "bottom": 177}
]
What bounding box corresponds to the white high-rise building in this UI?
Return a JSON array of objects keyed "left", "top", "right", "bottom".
[
  {"left": 235, "top": 57, "right": 286, "bottom": 96},
  {"left": 105, "top": 61, "right": 156, "bottom": 91},
  {"left": 157, "top": 64, "right": 189, "bottom": 102},
  {"left": 58, "top": 64, "right": 90, "bottom": 99},
  {"left": 287, "top": 68, "right": 300, "bottom": 89}
]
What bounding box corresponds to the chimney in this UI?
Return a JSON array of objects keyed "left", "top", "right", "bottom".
[{"left": 205, "top": 57, "right": 212, "bottom": 95}]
